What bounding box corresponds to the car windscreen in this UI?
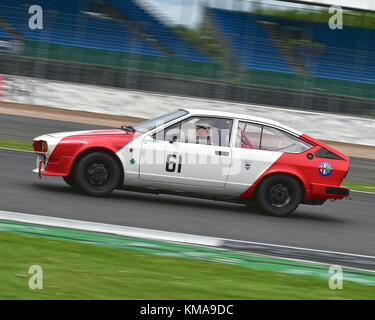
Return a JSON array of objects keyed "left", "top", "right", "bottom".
[{"left": 133, "top": 110, "right": 188, "bottom": 133}]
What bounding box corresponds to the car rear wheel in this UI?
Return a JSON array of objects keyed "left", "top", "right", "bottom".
[
  {"left": 256, "top": 174, "right": 301, "bottom": 217},
  {"left": 74, "top": 152, "right": 120, "bottom": 196}
]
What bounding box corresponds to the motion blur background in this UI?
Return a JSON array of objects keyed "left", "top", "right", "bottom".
[
  {"left": 1, "top": 1, "right": 375, "bottom": 300},
  {"left": 0, "top": 0, "right": 374, "bottom": 116}
]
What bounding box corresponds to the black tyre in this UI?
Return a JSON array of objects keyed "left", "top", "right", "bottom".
[
  {"left": 63, "top": 174, "right": 77, "bottom": 188},
  {"left": 256, "top": 174, "right": 302, "bottom": 217},
  {"left": 74, "top": 152, "right": 120, "bottom": 196}
]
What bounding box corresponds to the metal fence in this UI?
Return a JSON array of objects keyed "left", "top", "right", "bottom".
[{"left": 0, "top": 0, "right": 374, "bottom": 116}]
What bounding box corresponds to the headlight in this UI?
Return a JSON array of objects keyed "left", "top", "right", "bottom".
[{"left": 33, "top": 140, "right": 48, "bottom": 153}]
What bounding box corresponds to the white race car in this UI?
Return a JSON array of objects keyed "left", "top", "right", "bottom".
[{"left": 33, "top": 109, "right": 350, "bottom": 216}]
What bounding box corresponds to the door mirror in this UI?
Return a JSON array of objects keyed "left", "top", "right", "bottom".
[{"left": 169, "top": 135, "right": 178, "bottom": 144}]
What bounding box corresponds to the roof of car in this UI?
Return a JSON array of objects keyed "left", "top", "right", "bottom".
[{"left": 182, "top": 108, "right": 301, "bottom": 135}]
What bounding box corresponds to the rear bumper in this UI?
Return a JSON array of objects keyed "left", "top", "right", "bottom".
[
  {"left": 326, "top": 186, "right": 350, "bottom": 196},
  {"left": 309, "top": 183, "right": 350, "bottom": 200}
]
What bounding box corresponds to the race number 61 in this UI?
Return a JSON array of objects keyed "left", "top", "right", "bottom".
[{"left": 165, "top": 154, "right": 182, "bottom": 173}]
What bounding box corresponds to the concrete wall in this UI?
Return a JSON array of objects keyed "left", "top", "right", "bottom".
[{"left": 2, "top": 74, "right": 375, "bottom": 146}]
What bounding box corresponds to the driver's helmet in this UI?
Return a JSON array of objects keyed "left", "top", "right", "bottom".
[{"left": 196, "top": 121, "right": 212, "bottom": 138}]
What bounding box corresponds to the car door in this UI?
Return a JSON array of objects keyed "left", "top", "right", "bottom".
[
  {"left": 226, "top": 120, "right": 284, "bottom": 194},
  {"left": 139, "top": 116, "right": 233, "bottom": 188}
]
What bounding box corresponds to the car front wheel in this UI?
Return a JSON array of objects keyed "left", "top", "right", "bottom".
[
  {"left": 63, "top": 175, "right": 77, "bottom": 188},
  {"left": 74, "top": 152, "right": 120, "bottom": 196},
  {"left": 256, "top": 174, "right": 302, "bottom": 217}
]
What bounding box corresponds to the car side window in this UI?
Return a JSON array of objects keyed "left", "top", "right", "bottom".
[
  {"left": 261, "top": 126, "right": 312, "bottom": 153},
  {"left": 180, "top": 117, "right": 232, "bottom": 147},
  {"left": 236, "top": 121, "right": 262, "bottom": 149},
  {"left": 235, "top": 122, "right": 312, "bottom": 153},
  {"left": 153, "top": 122, "right": 180, "bottom": 141},
  {"left": 153, "top": 116, "right": 233, "bottom": 147}
]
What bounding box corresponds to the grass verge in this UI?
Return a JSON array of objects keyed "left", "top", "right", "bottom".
[
  {"left": 0, "top": 231, "right": 374, "bottom": 299},
  {"left": 0, "top": 139, "right": 33, "bottom": 151},
  {"left": 342, "top": 182, "right": 375, "bottom": 193}
]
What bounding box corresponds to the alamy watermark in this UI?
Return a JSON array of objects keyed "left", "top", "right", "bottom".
[
  {"left": 28, "top": 5, "right": 43, "bottom": 30},
  {"left": 329, "top": 6, "right": 343, "bottom": 30},
  {"left": 27, "top": 4, "right": 342, "bottom": 31},
  {"left": 28, "top": 265, "right": 43, "bottom": 290},
  {"left": 328, "top": 265, "right": 343, "bottom": 290}
]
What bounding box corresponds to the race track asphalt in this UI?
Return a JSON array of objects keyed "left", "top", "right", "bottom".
[{"left": 0, "top": 148, "right": 374, "bottom": 258}]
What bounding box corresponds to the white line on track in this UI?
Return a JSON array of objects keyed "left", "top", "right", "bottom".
[
  {"left": 349, "top": 189, "right": 375, "bottom": 195},
  {"left": 0, "top": 147, "right": 33, "bottom": 153},
  {"left": 223, "top": 238, "right": 375, "bottom": 259},
  {"left": 0, "top": 210, "right": 374, "bottom": 261},
  {"left": 0, "top": 210, "right": 221, "bottom": 247}
]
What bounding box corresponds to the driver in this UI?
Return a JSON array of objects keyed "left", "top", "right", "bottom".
[
  {"left": 195, "top": 118, "right": 232, "bottom": 146},
  {"left": 196, "top": 122, "right": 212, "bottom": 144}
]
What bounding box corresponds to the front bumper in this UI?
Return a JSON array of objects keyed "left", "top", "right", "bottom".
[{"left": 33, "top": 153, "right": 71, "bottom": 177}]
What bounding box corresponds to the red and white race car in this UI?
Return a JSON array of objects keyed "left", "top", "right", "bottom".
[{"left": 33, "top": 109, "right": 350, "bottom": 216}]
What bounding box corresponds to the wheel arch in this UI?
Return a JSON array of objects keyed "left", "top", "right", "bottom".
[
  {"left": 253, "top": 171, "right": 306, "bottom": 201},
  {"left": 69, "top": 147, "right": 125, "bottom": 186}
]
